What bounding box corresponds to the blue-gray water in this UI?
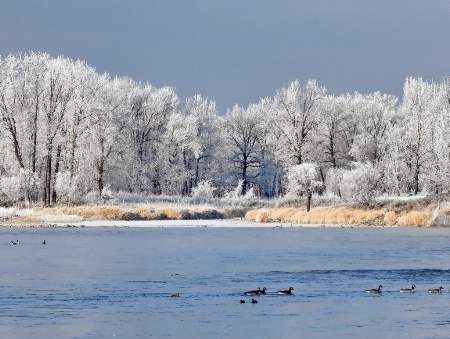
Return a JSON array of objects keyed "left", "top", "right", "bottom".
[{"left": 1, "top": 226, "right": 450, "bottom": 338}]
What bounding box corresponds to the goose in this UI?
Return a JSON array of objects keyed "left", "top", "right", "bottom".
[
  {"left": 11, "top": 240, "right": 19, "bottom": 245},
  {"left": 399, "top": 284, "right": 415, "bottom": 293},
  {"left": 244, "top": 287, "right": 261, "bottom": 296},
  {"left": 171, "top": 293, "right": 180, "bottom": 298},
  {"left": 277, "top": 287, "right": 294, "bottom": 295},
  {"left": 42, "top": 240, "right": 46, "bottom": 245},
  {"left": 251, "top": 298, "right": 258, "bottom": 304},
  {"left": 365, "top": 285, "right": 382, "bottom": 294},
  {"left": 428, "top": 287, "right": 444, "bottom": 293},
  {"left": 257, "top": 287, "right": 267, "bottom": 295}
]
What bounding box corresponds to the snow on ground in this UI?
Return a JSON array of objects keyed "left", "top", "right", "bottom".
[{"left": 56, "top": 219, "right": 371, "bottom": 228}]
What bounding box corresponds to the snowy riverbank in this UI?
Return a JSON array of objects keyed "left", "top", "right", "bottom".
[{"left": 62, "top": 219, "right": 371, "bottom": 228}]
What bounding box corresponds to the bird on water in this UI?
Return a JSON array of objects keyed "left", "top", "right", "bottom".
[
  {"left": 399, "top": 284, "right": 415, "bottom": 293},
  {"left": 244, "top": 287, "right": 262, "bottom": 296},
  {"left": 277, "top": 287, "right": 294, "bottom": 295},
  {"left": 365, "top": 285, "right": 382, "bottom": 294},
  {"left": 428, "top": 287, "right": 444, "bottom": 293},
  {"left": 257, "top": 287, "right": 267, "bottom": 295}
]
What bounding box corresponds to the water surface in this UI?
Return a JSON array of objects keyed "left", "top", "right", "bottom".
[{"left": 1, "top": 226, "right": 450, "bottom": 338}]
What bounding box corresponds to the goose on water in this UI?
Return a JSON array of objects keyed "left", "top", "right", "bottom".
[
  {"left": 11, "top": 240, "right": 19, "bottom": 245},
  {"left": 244, "top": 287, "right": 261, "bottom": 296},
  {"left": 399, "top": 284, "right": 415, "bottom": 293},
  {"left": 365, "top": 285, "right": 382, "bottom": 294},
  {"left": 428, "top": 287, "right": 444, "bottom": 293},
  {"left": 257, "top": 287, "right": 267, "bottom": 295},
  {"left": 277, "top": 287, "right": 294, "bottom": 295}
]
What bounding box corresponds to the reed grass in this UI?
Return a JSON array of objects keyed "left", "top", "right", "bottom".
[
  {"left": 246, "top": 206, "right": 385, "bottom": 225},
  {"left": 30, "top": 200, "right": 437, "bottom": 226}
]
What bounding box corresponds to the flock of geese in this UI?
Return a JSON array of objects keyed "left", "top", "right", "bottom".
[
  {"left": 365, "top": 285, "right": 444, "bottom": 294},
  {"left": 11, "top": 240, "right": 46, "bottom": 245},
  {"left": 237, "top": 285, "right": 445, "bottom": 303},
  {"left": 240, "top": 287, "right": 294, "bottom": 304}
]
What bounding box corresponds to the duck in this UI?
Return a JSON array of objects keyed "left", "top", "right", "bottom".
[
  {"left": 240, "top": 299, "right": 245, "bottom": 304},
  {"left": 428, "top": 287, "right": 444, "bottom": 293},
  {"left": 257, "top": 287, "right": 267, "bottom": 295},
  {"left": 251, "top": 298, "right": 258, "bottom": 304},
  {"left": 277, "top": 287, "right": 294, "bottom": 295},
  {"left": 244, "top": 287, "right": 261, "bottom": 296},
  {"left": 11, "top": 240, "right": 19, "bottom": 245},
  {"left": 171, "top": 293, "right": 180, "bottom": 298},
  {"left": 399, "top": 284, "right": 415, "bottom": 293},
  {"left": 42, "top": 240, "right": 46, "bottom": 245},
  {"left": 365, "top": 285, "right": 382, "bottom": 294}
]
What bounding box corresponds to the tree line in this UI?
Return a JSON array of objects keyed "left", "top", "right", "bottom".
[{"left": 0, "top": 52, "right": 449, "bottom": 207}]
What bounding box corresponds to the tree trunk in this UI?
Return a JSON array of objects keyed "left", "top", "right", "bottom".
[
  {"left": 306, "top": 191, "right": 312, "bottom": 212},
  {"left": 44, "top": 152, "right": 52, "bottom": 206},
  {"left": 52, "top": 144, "right": 62, "bottom": 204},
  {"left": 97, "top": 161, "right": 104, "bottom": 196}
]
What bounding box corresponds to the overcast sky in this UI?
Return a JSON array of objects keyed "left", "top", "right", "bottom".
[{"left": 1, "top": 0, "right": 449, "bottom": 113}]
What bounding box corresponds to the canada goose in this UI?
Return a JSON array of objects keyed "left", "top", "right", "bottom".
[
  {"left": 428, "top": 287, "right": 444, "bottom": 293},
  {"left": 244, "top": 287, "right": 261, "bottom": 296},
  {"left": 277, "top": 287, "right": 294, "bottom": 295},
  {"left": 399, "top": 284, "right": 415, "bottom": 293},
  {"left": 365, "top": 285, "right": 382, "bottom": 294},
  {"left": 11, "top": 240, "right": 19, "bottom": 245},
  {"left": 251, "top": 298, "right": 258, "bottom": 304},
  {"left": 257, "top": 287, "right": 267, "bottom": 295},
  {"left": 171, "top": 293, "right": 180, "bottom": 298}
]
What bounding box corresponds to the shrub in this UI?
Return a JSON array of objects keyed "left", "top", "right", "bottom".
[
  {"left": 191, "top": 180, "right": 216, "bottom": 203},
  {"left": 339, "top": 162, "right": 381, "bottom": 203}
]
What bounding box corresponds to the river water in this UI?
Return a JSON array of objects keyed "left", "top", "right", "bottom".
[{"left": 1, "top": 225, "right": 450, "bottom": 338}]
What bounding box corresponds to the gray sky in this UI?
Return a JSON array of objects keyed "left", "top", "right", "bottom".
[{"left": 1, "top": 0, "right": 449, "bottom": 113}]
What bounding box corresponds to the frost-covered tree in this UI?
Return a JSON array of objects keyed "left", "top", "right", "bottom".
[
  {"left": 315, "top": 94, "right": 352, "bottom": 169},
  {"left": 159, "top": 94, "right": 218, "bottom": 195},
  {"left": 222, "top": 103, "right": 269, "bottom": 195},
  {"left": 285, "top": 162, "right": 322, "bottom": 211},
  {"left": 349, "top": 92, "right": 397, "bottom": 164},
  {"left": 87, "top": 77, "right": 130, "bottom": 196},
  {"left": 382, "top": 121, "right": 410, "bottom": 196},
  {"left": 128, "top": 83, "right": 179, "bottom": 193},
  {"left": 339, "top": 162, "right": 381, "bottom": 203},
  {"left": 401, "top": 78, "right": 437, "bottom": 195},
  {"left": 191, "top": 179, "right": 216, "bottom": 203},
  {"left": 273, "top": 79, "right": 325, "bottom": 166}
]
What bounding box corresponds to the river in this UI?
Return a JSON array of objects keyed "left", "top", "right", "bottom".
[{"left": 1, "top": 225, "right": 449, "bottom": 338}]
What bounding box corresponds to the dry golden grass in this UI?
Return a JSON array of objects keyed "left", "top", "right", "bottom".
[
  {"left": 18, "top": 215, "right": 41, "bottom": 224},
  {"left": 270, "top": 208, "right": 299, "bottom": 221},
  {"left": 383, "top": 205, "right": 434, "bottom": 226},
  {"left": 384, "top": 211, "right": 398, "bottom": 225},
  {"left": 257, "top": 211, "right": 270, "bottom": 223},
  {"left": 395, "top": 210, "right": 433, "bottom": 226},
  {"left": 245, "top": 209, "right": 262, "bottom": 221},
  {"left": 35, "top": 206, "right": 134, "bottom": 220},
  {"left": 245, "top": 206, "right": 386, "bottom": 225},
  {"left": 30, "top": 201, "right": 438, "bottom": 226},
  {"left": 34, "top": 205, "right": 229, "bottom": 221}
]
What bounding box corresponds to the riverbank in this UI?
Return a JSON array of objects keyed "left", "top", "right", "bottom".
[{"left": 1, "top": 195, "right": 449, "bottom": 227}]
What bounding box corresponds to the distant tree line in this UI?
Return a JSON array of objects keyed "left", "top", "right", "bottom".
[{"left": 0, "top": 52, "right": 449, "bottom": 207}]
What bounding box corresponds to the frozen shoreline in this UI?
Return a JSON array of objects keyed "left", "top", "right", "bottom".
[{"left": 58, "top": 219, "right": 383, "bottom": 228}]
